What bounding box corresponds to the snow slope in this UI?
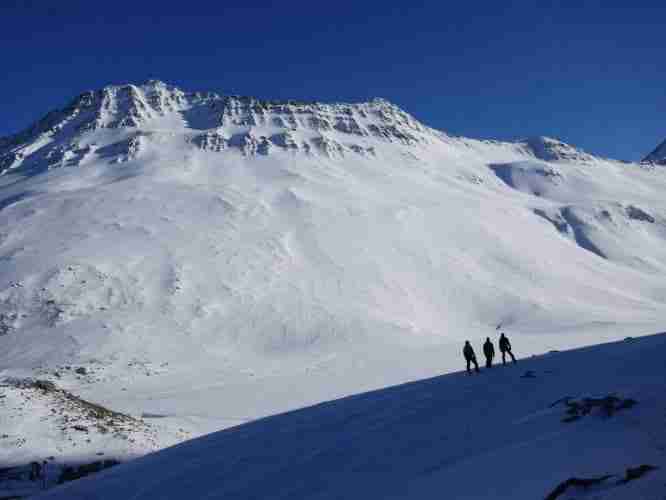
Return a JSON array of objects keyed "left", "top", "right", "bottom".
[
  {"left": 36, "top": 333, "right": 666, "bottom": 500},
  {"left": 2, "top": 80, "right": 666, "bottom": 470}
]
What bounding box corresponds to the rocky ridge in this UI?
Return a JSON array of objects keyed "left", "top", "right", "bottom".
[
  {"left": 2, "top": 81, "right": 663, "bottom": 176},
  {"left": 642, "top": 139, "right": 666, "bottom": 166},
  {"left": 0, "top": 81, "right": 443, "bottom": 175}
]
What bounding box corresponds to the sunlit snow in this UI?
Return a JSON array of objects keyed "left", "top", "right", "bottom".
[{"left": 1, "top": 81, "right": 665, "bottom": 498}]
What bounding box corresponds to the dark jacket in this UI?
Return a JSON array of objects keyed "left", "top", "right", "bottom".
[
  {"left": 499, "top": 334, "right": 511, "bottom": 352},
  {"left": 483, "top": 339, "right": 495, "bottom": 357},
  {"left": 463, "top": 342, "right": 476, "bottom": 360}
]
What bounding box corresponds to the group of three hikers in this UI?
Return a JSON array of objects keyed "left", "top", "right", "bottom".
[{"left": 463, "top": 333, "right": 516, "bottom": 374}]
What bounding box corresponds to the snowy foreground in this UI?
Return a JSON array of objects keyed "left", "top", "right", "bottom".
[
  {"left": 1, "top": 80, "right": 666, "bottom": 495},
  {"left": 36, "top": 332, "right": 666, "bottom": 500}
]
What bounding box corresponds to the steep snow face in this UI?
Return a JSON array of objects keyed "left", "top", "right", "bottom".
[
  {"left": 2, "top": 81, "right": 666, "bottom": 468},
  {"left": 37, "top": 334, "right": 666, "bottom": 500},
  {"left": 642, "top": 138, "right": 666, "bottom": 165}
]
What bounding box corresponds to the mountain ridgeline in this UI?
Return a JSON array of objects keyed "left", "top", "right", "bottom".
[
  {"left": 3, "top": 80, "right": 657, "bottom": 176},
  {"left": 0, "top": 80, "right": 436, "bottom": 174},
  {"left": 642, "top": 139, "right": 666, "bottom": 166}
]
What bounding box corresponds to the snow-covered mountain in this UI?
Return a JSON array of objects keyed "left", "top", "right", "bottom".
[
  {"left": 0, "top": 80, "right": 434, "bottom": 174},
  {"left": 642, "top": 138, "right": 666, "bottom": 165},
  {"left": 1, "top": 80, "right": 666, "bottom": 483}
]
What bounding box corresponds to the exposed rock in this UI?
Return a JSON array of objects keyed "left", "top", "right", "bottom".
[
  {"left": 642, "top": 138, "right": 666, "bottom": 166},
  {"left": 625, "top": 205, "right": 655, "bottom": 223},
  {"left": 556, "top": 394, "right": 637, "bottom": 422},
  {"left": 619, "top": 464, "right": 658, "bottom": 484},
  {"left": 545, "top": 464, "right": 659, "bottom": 499},
  {"left": 0, "top": 81, "right": 443, "bottom": 175},
  {"left": 545, "top": 474, "right": 614, "bottom": 500}
]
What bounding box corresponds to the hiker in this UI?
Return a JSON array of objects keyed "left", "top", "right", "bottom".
[
  {"left": 499, "top": 333, "right": 517, "bottom": 364},
  {"left": 463, "top": 340, "right": 480, "bottom": 374},
  {"left": 42, "top": 460, "right": 48, "bottom": 490},
  {"left": 483, "top": 337, "right": 495, "bottom": 368},
  {"left": 30, "top": 461, "right": 41, "bottom": 481}
]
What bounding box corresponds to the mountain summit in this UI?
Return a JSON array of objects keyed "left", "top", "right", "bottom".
[
  {"left": 2, "top": 81, "right": 661, "bottom": 175},
  {"left": 642, "top": 138, "right": 666, "bottom": 165},
  {"left": 0, "top": 80, "right": 441, "bottom": 176},
  {"left": 518, "top": 136, "right": 598, "bottom": 163}
]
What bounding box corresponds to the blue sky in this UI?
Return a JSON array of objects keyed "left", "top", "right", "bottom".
[{"left": 1, "top": 1, "right": 664, "bottom": 160}]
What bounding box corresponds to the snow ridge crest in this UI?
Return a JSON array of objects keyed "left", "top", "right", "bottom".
[{"left": 518, "top": 136, "right": 597, "bottom": 163}]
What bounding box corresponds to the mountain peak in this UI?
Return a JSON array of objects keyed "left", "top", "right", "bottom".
[
  {"left": 0, "top": 82, "right": 441, "bottom": 175},
  {"left": 518, "top": 136, "right": 597, "bottom": 163},
  {"left": 642, "top": 138, "right": 666, "bottom": 165}
]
